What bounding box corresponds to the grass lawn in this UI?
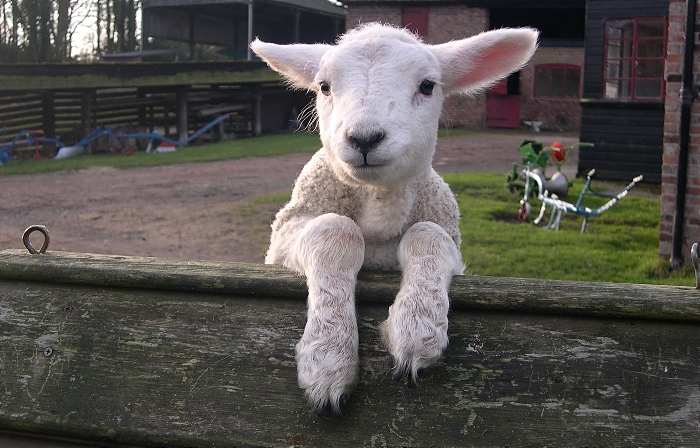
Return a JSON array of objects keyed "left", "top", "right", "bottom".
[
  {"left": 444, "top": 172, "right": 693, "bottom": 286},
  {"left": 0, "top": 132, "right": 324, "bottom": 176},
  {"left": 238, "top": 173, "right": 692, "bottom": 286}
]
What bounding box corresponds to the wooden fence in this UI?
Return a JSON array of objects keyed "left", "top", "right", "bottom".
[
  {"left": 0, "top": 86, "right": 257, "bottom": 158},
  {"left": 0, "top": 61, "right": 288, "bottom": 159},
  {"left": 1, "top": 249, "right": 700, "bottom": 447}
]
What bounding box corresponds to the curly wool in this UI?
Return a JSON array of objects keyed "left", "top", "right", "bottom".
[{"left": 266, "top": 150, "right": 460, "bottom": 271}]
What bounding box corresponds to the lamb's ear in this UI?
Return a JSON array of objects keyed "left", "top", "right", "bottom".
[
  {"left": 431, "top": 28, "right": 539, "bottom": 96},
  {"left": 250, "top": 39, "right": 332, "bottom": 89}
]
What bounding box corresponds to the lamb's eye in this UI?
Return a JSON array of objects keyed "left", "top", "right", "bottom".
[
  {"left": 320, "top": 81, "right": 331, "bottom": 96},
  {"left": 419, "top": 79, "right": 435, "bottom": 96}
]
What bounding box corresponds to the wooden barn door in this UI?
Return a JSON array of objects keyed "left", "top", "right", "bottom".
[{"left": 486, "top": 72, "right": 521, "bottom": 128}]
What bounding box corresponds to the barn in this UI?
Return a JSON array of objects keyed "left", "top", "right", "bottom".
[
  {"left": 142, "top": 0, "right": 345, "bottom": 60},
  {"left": 577, "top": 0, "right": 670, "bottom": 184},
  {"left": 342, "top": 0, "right": 586, "bottom": 132}
]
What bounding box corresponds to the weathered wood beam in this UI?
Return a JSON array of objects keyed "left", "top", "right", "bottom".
[
  {"left": 41, "top": 92, "right": 55, "bottom": 151},
  {"left": 176, "top": 87, "right": 189, "bottom": 142},
  {"left": 0, "top": 62, "right": 281, "bottom": 92},
  {"left": 1, "top": 249, "right": 698, "bottom": 322},
  {"left": 1, "top": 260, "right": 699, "bottom": 447}
]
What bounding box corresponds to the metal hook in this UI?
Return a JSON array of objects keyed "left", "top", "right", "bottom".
[
  {"left": 692, "top": 243, "right": 700, "bottom": 290},
  {"left": 23, "top": 225, "right": 50, "bottom": 254}
]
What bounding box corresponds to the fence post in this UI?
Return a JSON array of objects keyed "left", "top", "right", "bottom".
[
  {"left": 253, "top": 85, "right": 262, "bottom": 137},
  {"left": 81, "top": 90, "right": 94, "bottom": 154},
  {"left": 176, "top": 87, "right": 189, "bottom": 143},
  {"left": 41, "top": 91, "right": 56, "bottom": 155}
]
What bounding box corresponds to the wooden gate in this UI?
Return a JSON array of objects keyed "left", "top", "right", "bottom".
[{"left": 486, "top": 75, "right": 521, "bottom": 128}]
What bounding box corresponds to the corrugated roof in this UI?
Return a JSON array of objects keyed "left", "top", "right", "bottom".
[
  {"left": 144, "top": 0, "right": 345, "bottom": 17},
  {"left": 342, "top": 0, "right": 584, "bottom": 7}
]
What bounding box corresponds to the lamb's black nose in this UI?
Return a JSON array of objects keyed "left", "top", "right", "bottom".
[{"left": 348, "top": 130, "right": 385, "bottom": 157}]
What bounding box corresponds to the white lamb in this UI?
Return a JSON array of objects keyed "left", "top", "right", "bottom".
[{"left": 251, "top": 23, "right": 537, "bottom": 415}]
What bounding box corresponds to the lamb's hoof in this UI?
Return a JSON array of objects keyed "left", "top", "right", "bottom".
[
  {"left": 391, "top": 360, "right": 423, "bottom": 387},
  {"left": 312, "top": 394, "right": 350, "bottom": 417}
]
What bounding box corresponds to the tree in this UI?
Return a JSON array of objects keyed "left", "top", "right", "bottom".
[
  {"left": 0, "top": 0, "right": 139, "bottom": 62},
  {"left": 55, "top": 0, "right": 70, "bottom": 59},
  {"left": 97, "top": 0, "right": 139, "bottom": 55},
  {"left": 0, "top": 0, "right": 22, "bottom": 61}
]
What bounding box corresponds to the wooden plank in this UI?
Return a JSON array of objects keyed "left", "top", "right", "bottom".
[
  {"left": 577, "top": 145, "right": 662, "bottom": 162},
  {"left": 0, "top": 62, "right": 281, "bottom": 92},
  {"left": 1, "top": 250, "right": 699, "bottom": 323},
  {"left": 578, "top": 105, "right": 663, "bottom": 182},
  {"left": 586, "top": 0, "right": 669, "bottom": 18},
  {"left": 0, "top": 276, "right": 699, "bottom": 447}
]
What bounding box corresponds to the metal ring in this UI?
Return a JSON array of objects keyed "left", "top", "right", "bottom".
[{"left": 22, "top": 225, "right": 50, "bottom": 254}]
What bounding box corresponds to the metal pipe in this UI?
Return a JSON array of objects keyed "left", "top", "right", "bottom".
[
  {"left": 247, "top": 0, "right": 254, "bottom": 61},
  {"left": 671, "top": 0, "right": 697, "bottom": 268}
]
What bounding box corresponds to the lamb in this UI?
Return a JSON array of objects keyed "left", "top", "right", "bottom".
[{"left": 251, "top": 23, "right": 537, "bottom": 415}]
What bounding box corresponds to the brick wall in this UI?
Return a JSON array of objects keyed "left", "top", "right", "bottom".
[
  {"left": 345, "top": 4, "right": 402, "bottom": 29},
  {"left": 345, "top": 4, "right": 487, "bottom": 44},
  {"left": 519, "top": 47, "right": 585, "bottom": 131},
  {"left": 429, "top": 6, "right": 489, "bottom": 127},
  {"left": 424, "top": 5, "right": 487, "bottom": 45},
  {"left": 345, "top": 4, "right": 489, "bottom": 128},
  {"left": 344, "top": 4, "right": 583, "bottom": 131},
  {"left": 660, "top": 0, "right": 700, "bottom": 265}
]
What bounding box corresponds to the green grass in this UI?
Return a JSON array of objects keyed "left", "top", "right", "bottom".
[
  {"left": 234, "top": 173, "right": 693, "bottom": 286},
  {"left": 444, "top": 172, "right": 694, "bottom": 286},
  {"left": 0, "top": 132, "right": 323, "bottom": 176},
  {"left": 228, "top": 192, "right": 293, "bottom": 258}
]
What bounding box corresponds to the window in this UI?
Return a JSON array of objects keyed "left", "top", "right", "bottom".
[
  {"left": 604, "top": 17, "right": 666, "bottom": 100},
  {"left": 533, "top": 64, "right": 581, "bottom": 98},
  {"left": 402, "top": 7, "right": 428, "bottom": 37}
]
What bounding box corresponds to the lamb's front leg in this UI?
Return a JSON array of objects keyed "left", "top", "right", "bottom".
[
  {"left": 380, "top": 222, "right": 463, "bottom": 385},
  {"left": 282, "top": 214, "right": 365, "bottom": 415}
]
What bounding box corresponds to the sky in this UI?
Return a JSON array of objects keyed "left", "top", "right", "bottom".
[{"left": 70, "top": 1, "right": 142, "bottom": 59}]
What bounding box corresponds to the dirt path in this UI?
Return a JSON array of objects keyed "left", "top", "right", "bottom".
[{"left": 0, "top": 131, "right": 579, "bottom": 263}]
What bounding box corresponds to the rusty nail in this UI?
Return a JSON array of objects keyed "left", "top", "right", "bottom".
[
  {"left": 43, "top": 347, "right": 53, "bottom": 357},
  {"left": 23, "top": 225, "right": 50, "bottom": 254}
]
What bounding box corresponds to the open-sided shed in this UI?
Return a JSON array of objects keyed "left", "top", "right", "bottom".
[{"left": 142, "top": 0, "right": 345, "bottom": 60}]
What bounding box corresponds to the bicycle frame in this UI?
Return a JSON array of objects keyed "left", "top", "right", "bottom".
[{"left": 521, "top": 163, "right": 643, "bottom": 233}]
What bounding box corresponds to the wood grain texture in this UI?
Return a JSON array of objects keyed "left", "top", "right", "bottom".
[
  {"left": 0, "top": 250, "right": 699, "bottom": 447},
  {"left": 1, "top": 250, "right": 699, "bottom": 322}
]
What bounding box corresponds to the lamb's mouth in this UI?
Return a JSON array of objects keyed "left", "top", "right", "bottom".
[
  {"left": 347, "top": 161, "right": 388, "bottom": 171},
  {"left": 343, "top": 154, "right": 389, "bottom": 169}
]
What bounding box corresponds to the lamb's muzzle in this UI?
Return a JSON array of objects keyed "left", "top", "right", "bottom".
[{"left": 347, "top": 129, "right": 385, "bottom": 162}]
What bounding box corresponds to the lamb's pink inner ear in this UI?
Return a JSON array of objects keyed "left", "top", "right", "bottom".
[
  {"left": 458, "top": 45, "right": 525, "bottom": 87},
  {"left": 436, "top": 28, "right": 538, "bottom": 95}
]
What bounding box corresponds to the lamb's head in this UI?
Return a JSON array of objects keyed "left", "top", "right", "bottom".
[{"left": 251, "top": 23, "right": 538, "bottom": 187}]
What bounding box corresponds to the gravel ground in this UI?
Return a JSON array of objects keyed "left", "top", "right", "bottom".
[{"left": 0, "top": 131, "right": 580, "bottom": 263}]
